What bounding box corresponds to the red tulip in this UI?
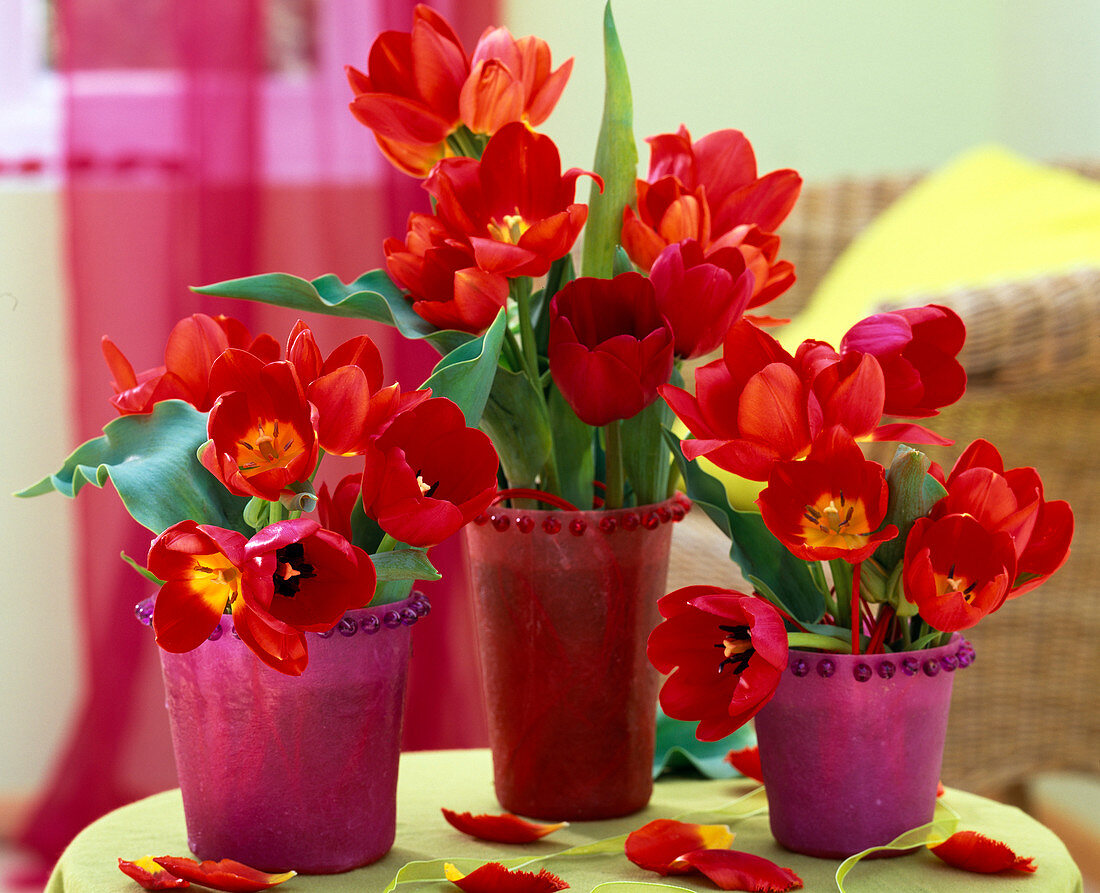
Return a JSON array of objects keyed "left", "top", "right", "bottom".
[
  {"left": 151, "top": 858, "right": 295, "bottom": 892},
  {"left": 647, "top": 586, "right": 788, "bottom": 741},
  {"left": 147, "top": 521, "right": 256, "bottom": 654},
  {"left": 461, "top": 29, "right": 573, "bottom": 135},
  {"left": 929, "top": 831, "right": 1037, "bottom": 874},
  {"left": 424, "top": 122, "right": 596, "bottom": 277},
  {"left": 548, "top": 273, "right": 675, "bottom": 426},
  {"left": 903, "top": 514, "right": 1016, "bottom": 631},
  {"left": 102, "top": 313, "right": 278, "bottom": 415},
  {"left": 443, "top": 862, "right": 567, "bottom": 893},
  {"left": 645, "top": 126, "right": 801, "bottom": 237},
  {"left": 649, "top": 240, "right": 754, "bottom": 359},
  {"left": 676, "top": 849, "right": 803, "bottom": 891},
  {"left": 201, "top": 361, "right": 319, "bottom": 502},
  {"left": 236, "top": 520, "right": 375, "bottom": 675},
  {"left": 757, "top": 427, "right": 898, "bottom": 564},
  {"left": 660, "top": 321, "right": 820, "bottom": 481},
  {"left": 840, "top": 305, "right": 966, "bottom": 418},
  {"left": 934, "top": 439, "right": 1072, "bottom": 596},
  {"left": 385, "top": 212, "right": 510, "bottom": 334},
  {"left": 118, "top": 857, "right": 190, "bottom": 889},
  {"left": 347, "top": 5, "right": 468, "bottom": 176},
  {"left": 360, "top": 397, "right": 498, "bottom": 547},
  {"left": 625, "top": 819, "right": 734, "bottom": 875},
  {"left": 441, "top": 809, "right": 567, "bottom": 843}
]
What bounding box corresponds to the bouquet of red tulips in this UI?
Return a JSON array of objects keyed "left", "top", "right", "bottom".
[
  {"left": 198, "top": 3, "right": 802, "bottom": 513},
  {"left": 20, "top": 313, "right": 499, "bottom": 675}
]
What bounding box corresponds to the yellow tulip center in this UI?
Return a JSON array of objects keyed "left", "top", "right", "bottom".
[
  {"left": 487, "top": 211, "right": 529, "bottom": 245},
  {"left": 801, "top": 491, "right": 872, "bottom": 551},
  {"left": 715, "top": 624, "right": 754, "bottom": 675},
  {"left": 236, "top": 418, "right": 304, "bottom": 476},
  {"left": 937, "top": 564, "right": 979, "bottom": 602}
]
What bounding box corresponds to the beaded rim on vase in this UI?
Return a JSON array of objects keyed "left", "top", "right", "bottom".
[
  {"left": 784, "top": 637, "right": 974, "bottom": 683},
  {"left": 134, "top": 592, "right": 431, "bottom": 641},
  {"left": 472, "top": 492, "right": 691, "bottom": 537}
]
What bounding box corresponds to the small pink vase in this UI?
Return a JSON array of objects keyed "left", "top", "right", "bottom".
[
  {"left": 465, "top": 496, "right": 687, "bottom": 820},
  {"left": 138, "top": 593, "right": 430, "bottom": 874},
  {"left": 753, "top": 636, "right": 973, "bottom": 859}
]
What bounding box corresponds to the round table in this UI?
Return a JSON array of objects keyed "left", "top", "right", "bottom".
[{"left": 47, "top": 749, "right": 1082, "bottom": 892}]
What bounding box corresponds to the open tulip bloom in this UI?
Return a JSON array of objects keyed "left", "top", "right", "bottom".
[{"left": 28, "top": 4, "right": 1073, "bottom": 703}]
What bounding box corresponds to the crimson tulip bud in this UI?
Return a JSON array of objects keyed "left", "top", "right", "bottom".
[{"left": 548, "top": 273, "right": 675, "bottom": 427}]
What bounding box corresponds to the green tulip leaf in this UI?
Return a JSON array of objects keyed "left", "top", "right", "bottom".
[
  {"left": 369, "top": 549, "right": 441, "bottom": 583},
  {"left": 581, "top": 2, "right": 638, "bottom": 278},
  {"left": 193, "top": 269, "right": 474, "bottom": 355},
  {"left": 481, "top": 366, "right": 553, "bottom": 490},
  {"left": 665, "top": 431, "right": 824, "bottom": 623},
  {"left": 421, "top": 309, "right": 506, "bottom": 425},
  {"left": 653, "top": 707, "right": 755, "bottom": 779},
  {"left": 547, "top": 384, "right": 595, "bottom": 509},
  {"left": 17, "top": 400, "right": 250, "bottom": 535}
]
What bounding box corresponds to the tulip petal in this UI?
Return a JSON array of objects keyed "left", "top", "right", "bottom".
[
  {"left": 151, "top": 858, "right": 296, "bottom": 892},
  {"left": 119, "top": 857, "right": 190, "bottom": 889},
  {"left": 625, "top": 818, "right": 735, "bottom": 875},
  {"left": 441, "top": 809, "right": 568, "bottom": 843},
  {"left": 929, "top": 831, "right": 1037, "bottom": 873},
  {"left": 724, "top": 746, "right": 763, "bottom": 783},
  {"left": 443, "top": 862, "right": 568, "bottom": 892},
  {"left": 677, "top": 848, "right": 803, "bottom": 891}
]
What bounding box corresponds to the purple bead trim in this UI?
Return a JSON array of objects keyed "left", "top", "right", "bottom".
[
  {"left": 133, "top": 592, "right": 432, "bottom": 641},
  {"left": 783, "top": 639, "right": 974, "bottom": 680}
]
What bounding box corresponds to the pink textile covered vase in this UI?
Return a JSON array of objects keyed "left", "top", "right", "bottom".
[
  {"left": 753, "top": 636, "right": 972, "bottom": 859},
  {"left": 465, "top": 496, "right": 688, "bottom": 820},
  {"left": 137, "top": 592, "right": 430, "bottom": 874}
]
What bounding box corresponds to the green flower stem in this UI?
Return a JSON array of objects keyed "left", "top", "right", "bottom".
[
  {"left": 511, "top": 276, "right": 540, "bottom": 385},
  {"left": 500, "top": 327, "right": 523, "bottom": 372},
  {"left": 376, "top": 533, "right": 399, "bottom": 554},
  {"left": 604, "top": 419, "right": 624, "bottom": 509},
  {"left": 787, "top": 632, "right": 853, "bottom": 653}
]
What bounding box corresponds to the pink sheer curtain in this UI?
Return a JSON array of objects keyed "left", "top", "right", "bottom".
[{"left": 17, "top": 0, "right": 494, "bottom": 870}]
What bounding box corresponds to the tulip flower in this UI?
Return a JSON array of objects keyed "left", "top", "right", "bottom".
[
  {"left": 647, "top": 586, "right": 788, "bottom": 741},
  {"left": 624, "top": 819, "right": 735, "bottom": 875},
  {"left": 243, "top": 520, "right": 374, "bottom": 631},
  {"left": 443, "top": 862, "right": 567, "bottom": 893},
  {"left": 102, "top": 314, "right": 278, "bottom": 416},
  {"left": 757, "top": 427, "right": 898, "bottom": 564},
  {"left": 441, "top": 809, "right": 567, "bottom": 843},
  {"left": 929, "top": 831, "right": 1037, "bottom": 873},
  {"left": 660, "top": 321, "right": 819, "bottom": 481},
  {"left": 840, "top": 305, "right": 966, "bottom": 418},
  {"left": 118, "top": 857, "right": 190, "bottom": 889},
  {"left": 933, "top": 439, "right": 1073, "bottom": 596},
  {"left": 151, "top": 858, "right": 295, "bottom": 892},
  {"left": 201, "top": 361, "right": 319, "bottom": 502},
  {"left": 316, "top": 473, "right": 362, "bottom": 543},
  {"left": 461, "top": 29, "right": 573, "bottom": 135},
  {"left": 903, "top": 514, "right": 1016, "bottom": 631},
  {"left": 346, "top": 6, "right": 468, "bottom": 176},
  {"left": 385, "top": 212, "right": 510, "bottom": 334},
  {"left": 360, "top": 397, "right": 498, "bottom": 547},
  {"left": 424, "top": 122, "right": 597, "bottom": 277},
  {"left": 548, "top": 273, "right": 675, "bottom": 426},
  {"left": 649, "top": 240, "right": 755, "bottom": 359},
  {"left": 147, "top": 521, "right": 258, "bottom": 654}
]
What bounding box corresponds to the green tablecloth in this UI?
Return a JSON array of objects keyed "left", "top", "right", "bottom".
[{"left": 47, "top": 749, "right": 1082, "bottom": 893}]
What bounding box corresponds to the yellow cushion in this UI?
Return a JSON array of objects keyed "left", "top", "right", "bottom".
[{"left": 782, "top": 145, "right": 1100, "bottom": 351}]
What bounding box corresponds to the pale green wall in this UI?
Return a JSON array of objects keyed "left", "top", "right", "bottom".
[{"left": 504, "top": 0, "right": 1099, "bottom": 180}]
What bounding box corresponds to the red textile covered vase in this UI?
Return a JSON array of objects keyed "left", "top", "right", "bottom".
[{"left": 465, "top": 496, "right": 688, "bottom": 820}]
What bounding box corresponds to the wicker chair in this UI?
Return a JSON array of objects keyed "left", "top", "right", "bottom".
[{"left": 667, "top": 162, "right": 1100, "bottom": 800}]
